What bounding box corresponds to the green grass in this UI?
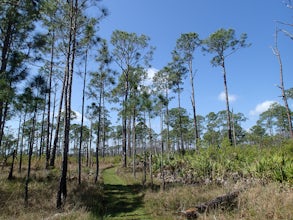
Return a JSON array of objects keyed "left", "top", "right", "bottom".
[{"left": 101, "top": 167, "right": 152, "bottom": 220}]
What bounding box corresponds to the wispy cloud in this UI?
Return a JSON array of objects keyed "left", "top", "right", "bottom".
[
  {"left": 218, "top": 91, "right": 237, "bottom": 102},
  {"left": 249, "top": 100, "right": 277, "bottom": 116}
]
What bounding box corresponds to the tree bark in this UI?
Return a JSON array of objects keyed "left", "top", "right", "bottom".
[
  {"left": 57, "top": 0, "right": 77, "bottom": 208},
  {"left": 222, "top": 61, "right": 233, "bottom": 145}
]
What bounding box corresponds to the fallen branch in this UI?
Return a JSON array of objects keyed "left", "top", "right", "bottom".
[
  {"left": 180, "top": 189, "right": 242, "bottom": 219},
  {"left": 196, "top": 190, "right": 240, "bottom": 213}
]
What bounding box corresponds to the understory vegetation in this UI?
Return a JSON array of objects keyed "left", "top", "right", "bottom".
[{"left": 1, "top": 140, "right": 292, "bottom": 219}]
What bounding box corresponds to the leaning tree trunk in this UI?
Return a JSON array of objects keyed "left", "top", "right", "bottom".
[{"left": 50, "top": 76, "right": 65, "bottom": 167}]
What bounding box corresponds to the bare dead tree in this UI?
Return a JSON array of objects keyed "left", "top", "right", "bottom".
[{"left": 272, "top": 28, "right": 293, "bottom": 138}]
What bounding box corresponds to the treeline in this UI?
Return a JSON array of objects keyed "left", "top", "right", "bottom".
[{"left": 0, "top": 0, "right": 292, "bottom": 209}]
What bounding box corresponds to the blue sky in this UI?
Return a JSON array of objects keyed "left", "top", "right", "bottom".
[{"left": 72, "top": 0, "right": 293, "bottom": 131}]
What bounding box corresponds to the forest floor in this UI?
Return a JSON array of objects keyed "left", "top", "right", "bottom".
[
  {"left": 101, "top": 166, "right": 152, "bottom": 219},
  {"left": 0, "top": 154, "right": 292, "bottom": 220}
]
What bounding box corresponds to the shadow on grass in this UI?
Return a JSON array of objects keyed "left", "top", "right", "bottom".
[{"left": 101, "top": 183, "right": 146, "bottom": 218}]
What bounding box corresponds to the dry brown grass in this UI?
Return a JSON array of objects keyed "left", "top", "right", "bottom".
[
  {"left": 0, "top": 156, "right": 114, "bottom": 220},
  {"left": 144, "top": 181, "right": 293, "bottom": 220}
]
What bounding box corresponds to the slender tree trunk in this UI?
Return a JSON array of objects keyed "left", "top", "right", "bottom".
[
  {"left": 15, "top": 113, "right": 21, "bottom": 159},
  {"left": 19, "top": 112, "right": 27, "bottom": 173},
  {"left": 46, "top": 31, "right": 55, "bottom": 168},
  {"left": 50, "top": 83, "right": 57, "bottom": 158},
  {"left": 132, "top": 108, "right": 136, "bottom": 178},
  {"left": 222, "top": 61, "right": 233, "bottom": 145},
  {"left": 148, "top": 112, "right": 153, "bottom": 186},
  {"left": 177, "top": 86, "right": 185, "bottom": 154},
  {"left": 94, "top": 132, "right": 100, "bottom": 183},
  {"left": 102, "top": 94, "right": 107, "bottom": 157},
  {"left": 127, "top": 117, "right": 132, "bottom": 158},
  {"left": 231, "top": 110, "right": 237, "bottom": 147},
  {"left": 8, "top": 149, "right": 16, "bottom": 180},
  {"left": 39, "top": 98, "right": 46, "bottom": 157},
  {"left": 189, "top": 61, "right": 199, "bottom": 148},
  {"left": 78, "top": 48, "right": 88, "bottom": 185},
  {"left": 50, "top": 73, "right": 66, "bottom": 167},
  {"left": 160, "top": 109, "right": 165, "bottom": 190},
  {"left": 94, "top": 83, "right": 103, "bottom": 183},
  {"left": 122, "top": 71, "right": 129, "bottom": 167},
  {"left": 87, "top": 122, "right": 92, "bottom": 167},
  {"left": 142, "top": 112, "right": 147, "bottom": 186},
  {"left": 165, "top": 89, "right": 170, "bottom": 153},
  {"left": 273, "top": 29, "right": 293, "bottom": 138},
  {"left": 24, "top": 103, "right": 38, "bottom": 205},
  {"left": 57, "top": 0, "right": 77, "bottom": 208}
]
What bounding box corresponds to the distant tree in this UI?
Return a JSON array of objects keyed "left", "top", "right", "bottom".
[
  {"left": 203, "top": 112, "right": 221, "bottom": 146},
  {"left": 258, "top": 103, "right": 291, "bottom": 137},
  {"left": 110, "top": 30, "right": 154, "bottom": 167},
  {"left": 78, "top": 18, "right": 100, "bottom": 185},
  {"left": 88, "top": 38, "right": 114, "bottom": 183},
  {"left": 39, "top": 0, "right": 61, "bottom": 169},
  {"left": 169, "top": 51, "right": 188, "bottom": 154},
  {"left": 202, "top": 28, "right": 250, "bottom": 145},
  {"left": 153, "top": 66, "right": 174, "bottom": 152},
  {"left": 174, "top": 32, "right": 201, "bottom": 148},
  {"left": 24, "top": 74, "right": 48, "bottom": 205},
  {"left": 248, "top": 125, "right": 267, "bottom": 146},
  {"left": 168, "top": 107, "right": 190, "bottom": 151},
  {"left": 15, "top": 88, "right": 34, "bottom": 173}
]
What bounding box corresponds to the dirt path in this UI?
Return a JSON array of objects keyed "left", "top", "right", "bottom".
[{"left": 101, "top": 167, "right": 152, "bottom": 220}]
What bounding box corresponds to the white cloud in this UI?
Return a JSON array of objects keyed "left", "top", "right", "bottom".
[
  {"left": 72, "top": 110, "right": 89, "bottom": 125},
  {"left": 218, "top": 91, "right": 237, "bottom": 102},
  {"left": 144, "top": 67, "right": 158, "bottom": 86},
  {"left": 249, "top": 100, "right": 277, "bottom": 116}
]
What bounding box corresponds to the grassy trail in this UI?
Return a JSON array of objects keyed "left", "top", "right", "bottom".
[{"left": 101, "top": 167, "right": 152, "bottom": 220}]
